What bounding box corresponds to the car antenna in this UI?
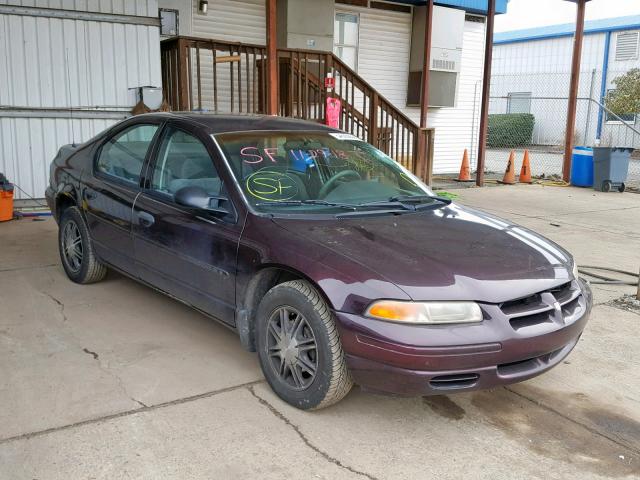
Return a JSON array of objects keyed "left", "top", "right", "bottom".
[{"left": 64, "top": 48, "right": 76, "bottom": 147}]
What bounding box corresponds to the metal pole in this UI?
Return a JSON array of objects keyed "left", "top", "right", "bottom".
[
  {"left": 562, "top": 0, "right": 587, "bottom": 182},
  {"left": 265, "top": 0, "right": 278, "bottom": 115},
  {"left": 417, "top": 0, "right": 434, "bottom": 184},
  {"left": 420, "top": 0, "right": 433, "bottom": 129},
  {"left": 584, "top": 68, "right": 596, "bottom": 142},
  {"left": 475, "top": 0, "right": 496, "bottom": 187}
]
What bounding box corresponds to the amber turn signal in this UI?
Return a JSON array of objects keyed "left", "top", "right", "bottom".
[{"left": 365, "top": 300, "right": 483, "bottom": 324}]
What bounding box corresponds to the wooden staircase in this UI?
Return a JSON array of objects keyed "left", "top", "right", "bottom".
[{"left": 160, "top": 36, "right": 434, "bottom": 182}]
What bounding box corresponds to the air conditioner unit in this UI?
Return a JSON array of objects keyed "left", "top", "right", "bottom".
[{"left": 408, "top": 6, "right": 465, "bottom": 108}]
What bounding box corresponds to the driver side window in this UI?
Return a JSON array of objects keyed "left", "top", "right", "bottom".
[{"left": 151, "top": 128, "right": 221, "bottom": 197}]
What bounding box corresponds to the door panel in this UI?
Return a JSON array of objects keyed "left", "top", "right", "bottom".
[
  {"left": 84, "top": 123, "right": 160, "bottom": 274},
  {"left": 132, "top": 126, "right": 241, "bottom": 324},
  {"left": 83, "top": 179, "right": 140, "bottom": 272},
  {"left": 133, "top": 194, "right": 241, "bottom": 324}
]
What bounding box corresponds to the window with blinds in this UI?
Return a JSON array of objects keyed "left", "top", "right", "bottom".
[{"left": 615, "top": 31, "right": 639, "bottom": 61}]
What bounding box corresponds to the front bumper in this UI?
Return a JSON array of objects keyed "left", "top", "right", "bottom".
[{"left": 336, "top": 278, "right": 592, "bottom": 396}]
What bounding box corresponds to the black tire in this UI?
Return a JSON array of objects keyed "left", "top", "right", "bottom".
[
  {"left": 256, "top": 280, "right": 353, "bottom": 410},
  {"left": 618, "top": 183, "right": 626, "bottom": 193},
  {"left": 602, "top": 180, "right": 612, "bottom": 192},
  {"left": 58, "top": 206, "right": 107, "bottom": 284}
]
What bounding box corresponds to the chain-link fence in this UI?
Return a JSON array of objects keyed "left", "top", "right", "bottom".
[{"left": 484, "top": 70, "right": 640, "bottom": 190}]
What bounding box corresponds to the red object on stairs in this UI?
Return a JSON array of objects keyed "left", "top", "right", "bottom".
[{"left": 326, "top": 97, "right": 341, "bottom": 129}]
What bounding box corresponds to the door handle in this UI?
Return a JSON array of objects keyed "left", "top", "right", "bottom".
[
  {"left": 84, "top": 190, "right": 97, "bottom": 200},
  {"left": 137, "top": 211, "right": 155, "bottom": 228}
]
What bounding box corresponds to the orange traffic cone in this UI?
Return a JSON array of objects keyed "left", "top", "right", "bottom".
[
  {"left": 519, "top": 150, "right": 532, "bottom": 184},
  {"left": 456, "top": 149, "right": 473, "bottom": 182},
  {"left": 499, "top": 150, "right": 516, "bottom": 184}
]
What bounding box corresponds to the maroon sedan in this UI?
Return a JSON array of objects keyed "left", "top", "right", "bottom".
[{"left": 46, "top": 113, "right": 591, "bottom": 410}]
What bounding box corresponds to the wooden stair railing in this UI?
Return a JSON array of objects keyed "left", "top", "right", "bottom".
[{"left": 160, "top": 36, "right": 434, "bottom": 183}]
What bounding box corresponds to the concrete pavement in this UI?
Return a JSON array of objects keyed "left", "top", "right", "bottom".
[{"left": 1, "top": 185, "right": 639, "bottom": 479}]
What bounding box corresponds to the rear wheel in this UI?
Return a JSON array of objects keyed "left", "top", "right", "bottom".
[
  {"left": 602, "top": 180, "right": 612, "bottom": 192},
  {"left": 618, "top": 183, "right": 626, "bottom": 193},
  {"left": 256, "top": 280, "right": 352, "bottom": 410},
  {"left": 58, "top": 206, "right": 107, "bottom": 284}
]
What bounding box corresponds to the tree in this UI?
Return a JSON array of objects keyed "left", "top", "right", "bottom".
[{"left": 605, "top": 68, "right": 640, "bottom": 116}]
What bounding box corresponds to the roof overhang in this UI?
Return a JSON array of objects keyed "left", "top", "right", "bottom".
[
  {"left": 495, "top": 14, "right": 640, "bottom": 45},
  {"left": 387, "top": 0, "right": 509, "bottom": 15}
]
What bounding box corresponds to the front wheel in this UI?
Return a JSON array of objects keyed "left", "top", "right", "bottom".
[
  {"left": 58, "top": 206, "right": 107, "bottom": 284},
  {"left": 256, "top": 280, "right": 353, "bottom": 409}
]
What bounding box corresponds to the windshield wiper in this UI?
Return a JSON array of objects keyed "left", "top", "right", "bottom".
[
  {"left": 358, "top": 194, "right": 451, "bottom": 210},
  {"left": 335, "top": 208, "right": 412, "bottom": 218},
  {"left": 388, "top": 194, "right": 452, "bottom": 205},
  {"left": 255, "top": 200, "right": 358, "bottom": 210}
]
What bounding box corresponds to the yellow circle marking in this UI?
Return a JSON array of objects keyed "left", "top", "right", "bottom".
[{"left": 246, "top": 170, "right": 299, "bottom": 202}]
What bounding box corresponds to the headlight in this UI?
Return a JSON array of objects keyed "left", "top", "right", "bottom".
[
  {"left": 365, "top": 300, "right": 483, "bottom": 325},
  {"left": 572, "top": 261, "right": 579, "bottom": 280}
]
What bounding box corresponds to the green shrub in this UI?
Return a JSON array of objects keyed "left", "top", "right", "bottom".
[{"left": 487, "top": 113, "right": 535, "bottom": 148}]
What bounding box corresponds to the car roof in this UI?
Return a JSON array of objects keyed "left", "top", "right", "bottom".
[{"left": 134, "top": 112, "right": 340, "bottom": 135}]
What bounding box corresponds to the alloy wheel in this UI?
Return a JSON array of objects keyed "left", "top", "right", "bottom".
[{"left": 62, "top": 220, "right": 83, "bottom": 273}]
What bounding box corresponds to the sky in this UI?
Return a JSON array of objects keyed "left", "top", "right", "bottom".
[{"left": 494, "top": 0, "right": 640, "bottom": 32}]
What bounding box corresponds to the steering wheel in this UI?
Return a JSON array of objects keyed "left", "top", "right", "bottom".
[{"left": 319, "top": 170, "right": 361, "bottom": 199}]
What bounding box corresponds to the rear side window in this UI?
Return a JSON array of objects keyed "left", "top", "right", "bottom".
[
  {"left": 97, "top": 124, "right": 159, "bottom": 184},
  {"left": 151, "top": 127, "right": 221, "bottom": 197}
]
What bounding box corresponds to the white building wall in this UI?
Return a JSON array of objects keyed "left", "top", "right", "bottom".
[
  {"left": 491, "top": 34, "right": 605, "bottom": 146},
  {"left": 190, "top": 0, "right": 265, "bottom": 113},
  {"left": 187, "top": 0, "right": 485, "bottom": 174},
  {"left": 0, "top": 0, "right": 161, "bottom": 199},
  {"left": 491, "top": 29, "right": 640, "bottom": 148},
  {"left": 352, "top": 4, "right": 411, "bottom": 110},
  {"left": 406, "top": 17, "right": 486, "bottom": 173},
  {"left": 337, "top": 6, "right": 485, "bottom": 174},
  {"left": 192, "top": 0, "right": 265, "bottom": 43}
]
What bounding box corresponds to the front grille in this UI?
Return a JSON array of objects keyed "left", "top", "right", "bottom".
[
  {"left": 500, "top": 281, "right": 583, "bottom": 332},
  {"left": 429, "top": 373, "right": 479, "bottom": 390},
  {"left": 497, "top": 347, "right": 564, "bottom": 376}
]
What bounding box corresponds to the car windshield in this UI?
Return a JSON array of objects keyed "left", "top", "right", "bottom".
[{"left": 214, "top": 130, "right": 438, "bottom": 214}]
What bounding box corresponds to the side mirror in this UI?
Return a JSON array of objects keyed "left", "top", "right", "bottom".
[{"left": 174, "top": 186, "right": 230, "bottom": 216}]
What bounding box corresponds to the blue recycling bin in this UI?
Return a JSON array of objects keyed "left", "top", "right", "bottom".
[{"left": 570, "top": 146, "right": 594, "bottom": 187}]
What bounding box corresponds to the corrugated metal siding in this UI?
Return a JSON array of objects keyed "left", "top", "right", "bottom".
[
  {"left": 491, "top": 34, "right": 607, "bottom": 146},
  {"left": 490, "top": 32, "right": 640, "bottom": 148},
  {"left": 0, "top": 0, "right": 157, "bottom": 16},
  {"left": 601, "top": 30, "right": 640, "bottom": 148},
  {"left": 0, "top": 117, "right": 118, "bottom": 201},
  {"left": 491, "top": 34, "right": 604, "bottom": 94},
  {"left": 0, "top": 0, "right": 161, "bottom": 199}
]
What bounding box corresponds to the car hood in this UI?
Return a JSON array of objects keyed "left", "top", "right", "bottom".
[{"left": 272, "top": 203, "right": 574, "bottom": 304}]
